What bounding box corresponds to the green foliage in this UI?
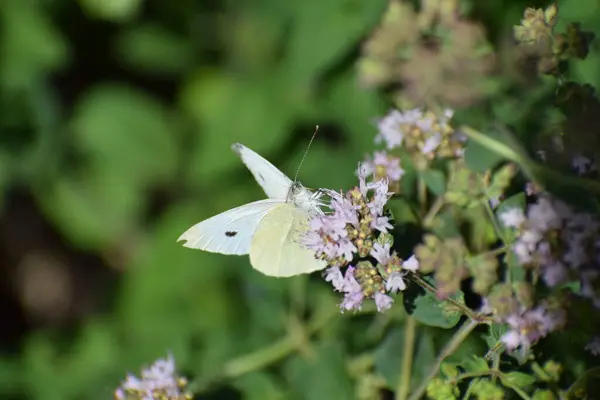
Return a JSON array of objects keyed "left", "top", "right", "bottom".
[
  {"left": 403, "top": 277, "right": 464, "bottom": 329},
  {"left": 374, "top": 327, "right": 435, "bottom": 389},
  {"left": 1, "top": 0, "right": 600, "bottom": 400},
  {"left": 420, "top": 170, "right": 446, "bottom": 196},
  {"left": 284, "top": 342, "right": 354, "bottom": 400}
]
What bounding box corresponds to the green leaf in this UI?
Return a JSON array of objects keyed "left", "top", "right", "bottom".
[
  {"left": 77, "top": 0, "right": 143, "bottom": 22},
  {"left": 284, "top": 341, "right": 354, "bottom": 400},
  {"left": 120, "top": 201, "right": 242, "bottom": 371},
  {"left": 440, "top": 363, "right": 460, "bottom": 379},
  {"left": 306, "top": 69, "right": 387, "bottom": 189},
  {"left": 461, "top": 356, "right": 489, "bottom": 373},
  {"left": 464, "top": 129, "right": 506, "bottom": 172},
  {"left": 482, "top": 323, "right": 508, "bottom": 349},
  {"left": 500, "top": 371, "right": 536, "bottom": 389},
  {"left": 115, "top": 23, "right": 193, "bottom": 75},
  {"left": 566, "top": 367, "right": 600, "bottom": 399},
  {"left": 179, "top": 70, "right": 294, "bottom": 188},
  {"left": 284, "top": 0, "right": 387, "bottom": 87},
  {"left": 38, "top": 168, "right": 144, "bottom": 249},
  {"left": 487, "top": 163, "right": 518, "bottom": 200},
  {"left": 0, "top": 1, "right": 69, "bottom": 88},
  {"left": 443, "top": 332, "right": 487, "bottom": 365},
  {"left": 403, "top": 277, "right": 464, "bottom": 329},
  {"left": 420, "top": 170, "right": 446, "bottom": 196},
  {"left": 234, "top": 372, "right": 287, "bottom": 400},
  {"left": 374, "top": 327, "right": 436, "bottom": 389},
  {"left": 430, "top": 210, "right": 462, "bottom": 239},
  {"left": 388, "top": 198, "right": 419, "bottom": 225},
  {"left": 532, "top": 389, "right": 556, "bottom": 400},
  {"left": 21, "top": 321, "right": 119, "bottom": 400},
  {"left": 71, "top": 84, "right": 179, "bottom": 186},
  {"left": 462, "top": 206, "right": 497, "bottom": 252}
]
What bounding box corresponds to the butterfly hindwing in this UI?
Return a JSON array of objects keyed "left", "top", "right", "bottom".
[{"left": 249, "top": 203, "right": 326, "bottom": 277}]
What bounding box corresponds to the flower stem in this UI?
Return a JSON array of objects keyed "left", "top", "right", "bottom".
[
  {"left": 408, "top": 318, "right": 480, "bottom": 400},
  {"left": 482, "top": 190, "right": 505, "bottom": 243},
  {"left": 480, "top": 194, "right": 513, "bottom": 283},
  {"left": 418, "top": 178, "right": 427, "bottom": 215},
  {"left": 396, "top": 315, "right": 417, "bottom": 400},
  {"left": 423, "top": 195, "right": 445, "bottom": 228},
  {"left": 460, "top": 125, "right": 600, "bottom": 196},
  {"left": 459, "top": 126, "right": 525, "bottom": 165}
]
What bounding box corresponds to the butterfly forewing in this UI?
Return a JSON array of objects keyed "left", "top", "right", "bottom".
[
  {"left": 232, "top": 143, "right": 292, "bottom": 200},
  {"left": 177, "top": 199, "right": 283, "bottom": 255}
]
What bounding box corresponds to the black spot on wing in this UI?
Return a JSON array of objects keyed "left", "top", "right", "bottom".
[
  {"left": 258, "top": 173, "right": 264, "bottom": 182},
  {"left": 225, "top": 231, "right": 238, "bottom": 237}
]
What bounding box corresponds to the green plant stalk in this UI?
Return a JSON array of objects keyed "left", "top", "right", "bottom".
[
  {"left": 418, "top": 177, "right": 428, "bottom": 215},
  {"left": 459, "top": 126, "right": 525, "bottom": 165},
  {"left": 480, "top": 191, "right": 513, "bottom": 283},
  {"left": 491, "top": 352, "right": 500, "bottom": 384},
  {"left": 460, "top": 125, "right": 600, "bottom": 196},
  {"left": 480, "top": 245, "right": 509, "bottom": 259},
  {"left": 461, "top": 382, "right": 475, "bottom": 400},
  {"left": 408, "top": 318, "right": 480, "bottom": 400},
  {"left": 396, "top": 315, "right": 417, "bottom": 400},
  {"left": 422, "top": 195, "right": 446, "bottom": 228},
  {"left": 481, "top": 187, "right": 505, "bottom": 243}
]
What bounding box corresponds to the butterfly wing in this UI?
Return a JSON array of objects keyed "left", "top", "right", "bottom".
[
  {"left": 178, "top": 199, "right": 283, "bottom": 255},
  {"left": 232, "top": 143, "right": 292, "bottom": 200},
  {"left": 249, "top": 203, "right": 327, "bottom": 277}
]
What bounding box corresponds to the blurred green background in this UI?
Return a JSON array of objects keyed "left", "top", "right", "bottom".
[{"left": 1, "top": 0, "right": 600, "bottom": 399}]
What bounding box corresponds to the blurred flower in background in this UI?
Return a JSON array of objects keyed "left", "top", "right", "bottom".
[{"left": 114, "top": 354, "right": 191, "bottom": 400}]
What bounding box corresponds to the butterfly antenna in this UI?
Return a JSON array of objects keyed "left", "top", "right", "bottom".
[{"left": 293, "top": 125, "right": 319, "bottom": 183}]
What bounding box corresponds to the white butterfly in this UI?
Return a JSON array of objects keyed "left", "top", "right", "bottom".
[{"left": 178, "top": 143, "right": 327, "bottom": 277}]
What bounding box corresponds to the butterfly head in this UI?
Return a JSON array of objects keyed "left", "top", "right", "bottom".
[{"left": 288, "top": 182, "right": 323, "bottom": 213}]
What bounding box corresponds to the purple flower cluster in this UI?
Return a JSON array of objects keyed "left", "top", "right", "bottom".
[
  {"left": 500, "top": 303, "right": 566, "bottom": 355},
  {"left": 303, "top": 166, "right": 419, "bottom": 313},
  {"left": 324, "top": 253, "right": 419, "bottom": 313},
  {"left": 374, "top": 108, "right": 464, "bottom": 159},
  {"left": 114, "top": 354, "right": 190, "bottom": 400},
  {"left": 572, "top": 155, "right": 597, "bottom": 176},
  {"left": 302, "top": 166, "right": 393, "bottom": 266},
  {"left": 361, "top": 150, "right": 405, "bottom": 184},
  {"left": 500, "top": 194, "right": 600, "bottom": 307},
  {"left": 585, "top": 336, "right": 600, "bottom": 356}
]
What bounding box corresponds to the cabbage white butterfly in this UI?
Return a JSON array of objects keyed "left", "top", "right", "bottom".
[{"left": 177, "top": 141, "right": 327, "bottom": 277}]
